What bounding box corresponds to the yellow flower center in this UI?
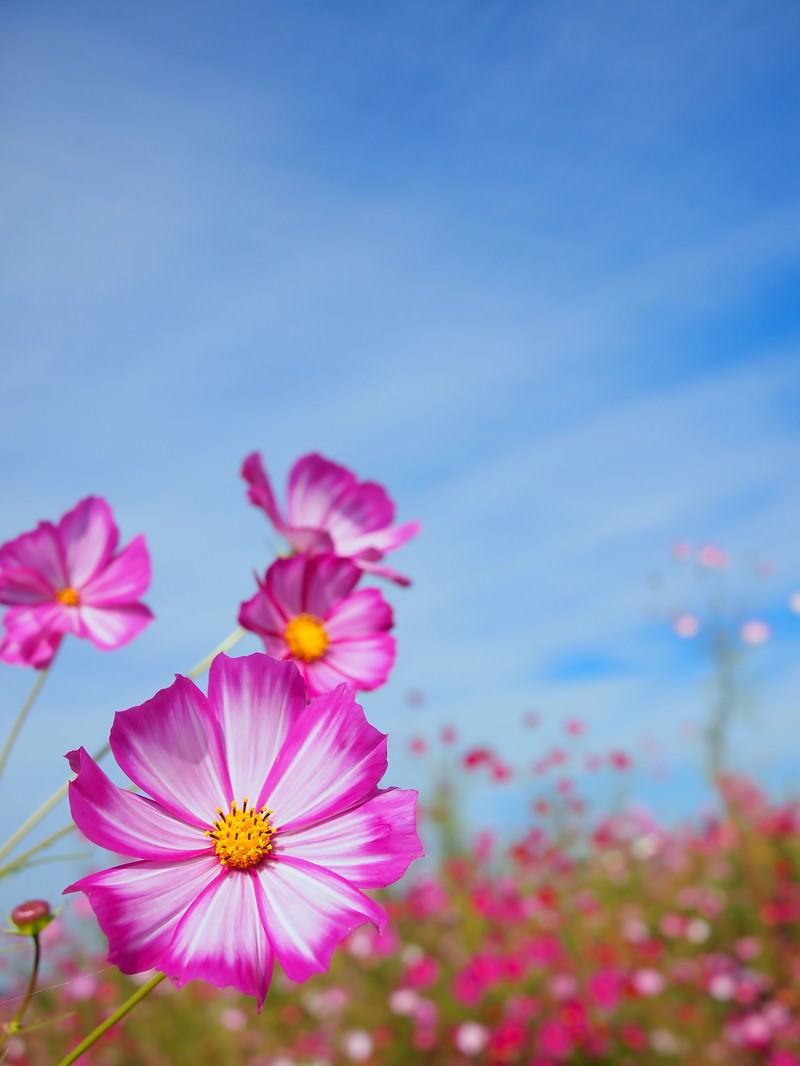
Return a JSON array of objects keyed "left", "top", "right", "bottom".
[
  {"left": 206, "top": 799, "right": 274, "bottom": 870},
  {"left": 284, "top": 613, "right": 329, "bottom": 662},
  {"left": 56, "top": 586, "right": 80, "bottom": 606}
]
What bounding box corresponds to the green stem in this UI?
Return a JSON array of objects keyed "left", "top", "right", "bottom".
[
  {"left": 56, "top": 972, "right": 166, "bottom": 1065},
  {"left": 0, "top": 822, "right": 78, "bottom": 879},
  {"left": 0, "top": 653, "right": 58, "bottom": 783},
  {"left": 0, "top": 933, "right": 41, "bottom": 1053},
  {"left": 186, "top": 626, "right": 246, "bottom": 679},
  {"left": 0, "top": 627, "right": 245, "bottom": 870}
]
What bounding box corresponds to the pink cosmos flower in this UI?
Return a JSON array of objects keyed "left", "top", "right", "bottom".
[
  {"left": 64, "top": 653, "right": 422, "bottom": 1008},
  {"left": 0, "top": 496, "right": 152, "bottom": 668},
  {"left": 238, "top": 553, "right": 395, "bottom": 698},
  {"left": 242, "top": 451, "right": 420, "bottom": 586}
]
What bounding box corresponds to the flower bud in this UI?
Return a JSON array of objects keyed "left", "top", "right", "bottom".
[{"left": 10, "top": 899, "right": 54, "bottom": 936}]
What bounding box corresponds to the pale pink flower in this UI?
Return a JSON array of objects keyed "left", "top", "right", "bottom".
[
  {"left": 673, "top": 612, "right": 700, "bottom": 639},
  {"left": 242, "top": 451, "right": 420, "bottom": 585},
  {"left": 0, "top": 496, "right": 152, "bottom": 668},
  {"left": 342, "top": 1029, "right": 373, "bottom": 1062},
  {"left": 238, "top": 553, "right": 395, "bottom": 698},
  {"left": 739, "top": 619, "right": 771, "bottom": 646},
  {"left": 65, "top": 653, "right": 422, "bottom": 1008},
  {"left": 697, "top": 544, "right": 728, "bottom": 568},
  {"left": 632, "top": 968, "right": 665, "bottom": 997},
  {"left": 453, "top": 1021, "right": 489, "bottom": 1055}
]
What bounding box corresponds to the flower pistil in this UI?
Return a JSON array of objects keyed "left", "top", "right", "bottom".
[
  {"left": 284, "top": 613, "right": 329, "bottom": 662},
  {"left": 207, "top": 799, "right": 274, "bottom": 870}
]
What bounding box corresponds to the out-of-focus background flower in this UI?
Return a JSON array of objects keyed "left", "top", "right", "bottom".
[{"left": 1, "top": 1, "right": 799, "bottom": 911}]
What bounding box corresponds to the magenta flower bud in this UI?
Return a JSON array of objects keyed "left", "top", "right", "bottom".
[{"left": 10, "top": 899, "right": 53, "bottom": 935}]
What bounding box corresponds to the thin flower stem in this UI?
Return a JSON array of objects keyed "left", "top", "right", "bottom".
[
  {"left": 0, "top": 823, "right": 78, "bottom": 879},
  {"left": 186, "top": 625, "right": 246, "bottom": 679},
  {"left": 0, "top": 628, "right": 245, "bottom": 870},
  {"left": 0, "top": 743, "right": 108, "bottom": 872},
  {"left": 0, "top": 653, "right": 58, "bottom": 783},
  {"left": 56, "top": 972, "right": 166, "bottom": 1065},
  {"left": 0, "top": 933, "right": 41, "bottom": 1053}
]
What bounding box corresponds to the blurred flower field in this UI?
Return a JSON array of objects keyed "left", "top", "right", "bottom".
[{"left": 3, "top": 724, "right": 799, "bottom": 1066}]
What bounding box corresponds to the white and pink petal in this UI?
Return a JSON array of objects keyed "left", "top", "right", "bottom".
[
  {"left": 259, "top": 685, "right": 387, "bottom": 832},
  {"left": 164, "top": 869, "right": 275, "bottom": 1008},
  {"left": 255, "top": 856, "right": 385, "bottom": 983},
  {"left": 280, "top": 787, "right": 423, "bottom": 889},
  {"left": 110, "top": 675, "right": 232, "bottom": 825},
  {"left": 64, "top": 855, "right": 220, "bottom": 976},
  {"left": 67, "top": 747, "right": 209, "bottom": 859},
  {"left": 206, "top": 654, "right": 307, "bottom": 801}
]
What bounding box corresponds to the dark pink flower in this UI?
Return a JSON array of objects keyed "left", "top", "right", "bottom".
[
  {"left": 65, "top": 653, "right": 422, "bottom": 1008},
  {"left": 242, "top": 451, "right": 420, "bottom": 585},
  {"left": 0, "top": 497, "right": 152, "bottom": 667},
  {"left": 238, "top": 553, "right": 395, "bottom": 698}
]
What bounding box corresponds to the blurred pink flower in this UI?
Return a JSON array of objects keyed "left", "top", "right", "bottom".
[
  {"left": 673, "top": 612, "right": 700, "bottom": 639},
  {"left": 239, "top": 553, "right": 395, "bottom": 698},
  {"left": 453, "top": 1021, "right": 489, "bottom": 1055},
  {"left": 697, "top": 544, "right": 728, "bottom": 568},
  {"left": 65, "top": 653, "right": 422, "bottom": 1008},
  {"left": 632, "top": 968, "right": 665, "bottom": 997},
  {"left": 740, "top": 619, "right": 771, "bottom": 646},
  {"left": 0, "top": 496, "right": 152, "bottom": 668},
  {"left": 242, "top": 451, "right": 420, "bottom": 585}
]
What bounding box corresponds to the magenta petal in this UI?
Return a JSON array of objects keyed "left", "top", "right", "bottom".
[
  {"left": 0, "top": 610, "right": 62, "bottom": 668},
  {"left": 356, "top": 558, "right": 413, "bottom": 586},
  {"left": 324, "top": 587, "right": 393, "bottom": 640},
  {"left": 260, "top": 554, "right": 307, "bottom": 618},
  {"left": 80, "top": 534, "right": 152, "bottom": 605},
  {"left": 281, "top": 787, "right": 423, "bottom": 888},
  {"left": 324, "top": 634, "right": 396, "bottom": 691},
  {"left": 58, "top": 496, "right": 119, "bottom": 588},
  {"left": 255, "top": 856, "right": 386, "bottom": 982},
  {"left": 238, "top": 585, "right": 288, "bottom": 645},
  {"left": 206, "top": 654, "right": 307, "bottom": 801},
  {"left": 324, "top": 482, "right": 395, "bottom": 546},
  {"left": 259, "top": 686, "right": 387, "bottom": 833},
  {"left": 0, "top": 522, "right": 65, "bottom": 604},
  {"left": 165, "top": 869, "right": 275, "bottom": 1008},
  {"left": 25, "top": 600, "right": 88, "bottom": 638},
  {"left": 65, "top": 856, "right": 220, "bottom": 975},
  {"left": 79, "top": 602, "right": 153, "bottom": 650},
  {"left": 286, "top": 454, "right": 355, "bottom": 529},
  {"left": 303, "top": 554, "right": 361, "bottom": 617},
  {"left": 67, "top": 747, "right": 209, "bottom": 858},
  {"left": 241, "top": 452, "right": 287, "bottom": 530},
  {"left": 110, "top": 675, "right": 232, "bottom": 824},
  {"left": 348, "top": 518, "right": 421, "bottom": 556}
]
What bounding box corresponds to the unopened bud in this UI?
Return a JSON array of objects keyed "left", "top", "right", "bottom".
[{"left": 10, "top": 899, "right": 54, "bottom": 936}]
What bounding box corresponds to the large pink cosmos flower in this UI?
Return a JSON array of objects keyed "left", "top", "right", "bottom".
[
  {"left": 242, "top": 451, "right": 420, "bottom": 586},
  {"left": 0, "top": 497, "right": 152, "bottom": 668},
  {"left": 65, "top": 653, "right": 422, "bottom": 1008},
  {"left": 238, "top": 553, "right": 395, "bottom": 698}
]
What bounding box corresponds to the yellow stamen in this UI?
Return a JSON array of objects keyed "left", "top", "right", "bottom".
[
  {"left": 284, "top": 613, "right": 329, "bottom": 662},
  {"left": 56, "top": 586, "right": 80, "bottom": 606},
  {"left": 206, "top": 798, "right": 274, "bottom": 870}
]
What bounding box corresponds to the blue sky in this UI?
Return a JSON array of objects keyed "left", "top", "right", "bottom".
[{"left": 1, "top": 1, "right": 799, "bottom": 910}]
